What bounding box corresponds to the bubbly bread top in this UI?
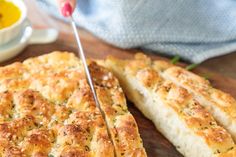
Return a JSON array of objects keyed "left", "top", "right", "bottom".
[
  {"left": 163, "top": 67, "right": 236, "bottom": 124},
  {"left": 0, "top": 52, "right": 146, "bottom": 157},
  {"left": 151, "top": 61, "right": 236, "bottom": 126},
  {"left": 104, "top": 53, "right": 236, "bottom": 157}
]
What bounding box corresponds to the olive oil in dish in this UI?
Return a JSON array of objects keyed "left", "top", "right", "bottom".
[{"left": 0, "top": 0, "right": 21, "bottom": 29}]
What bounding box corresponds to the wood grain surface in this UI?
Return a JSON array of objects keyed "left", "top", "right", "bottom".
[{"left": 1, "top": 1, "right": 236, "bottom": 156}]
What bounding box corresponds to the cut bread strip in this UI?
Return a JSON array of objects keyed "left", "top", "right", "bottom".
[
  {"left": 89, "top": 62, "right": 147, "bottom": 157},
  {"left": 162, "top": 66, "right": 236, "bottom": 142},
  {"left": 140, "top": 55, "right": 236, "bottom": 143},
  {"left": 102, "top": 54, "right": 236, "bottom": 157}
]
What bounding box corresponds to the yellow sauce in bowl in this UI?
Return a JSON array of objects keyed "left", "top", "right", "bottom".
[{"left": 0, "top": 0, "right": 21, "bottom": 29}]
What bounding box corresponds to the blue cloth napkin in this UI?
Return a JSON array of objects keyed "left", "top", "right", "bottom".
[{"left": 37, "top": 0, "right": 236, "bottom": 63}]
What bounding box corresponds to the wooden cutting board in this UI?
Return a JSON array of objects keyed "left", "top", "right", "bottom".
[{"left": 1, "top": 1, "right": 236, "bottom": 156}]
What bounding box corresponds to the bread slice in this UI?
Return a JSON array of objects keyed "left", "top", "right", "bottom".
[
  {"left": 0, "top": 52, "right": 146, "bottom": 157},
  {"left": 89, "top": 62, "right": 147, "bottom": 157},
  {"left": 162, "top": 66, "right": 236, "bottom": 142},
  {"left": 103, "top": 54, "right": 236, "bottom": 157}
]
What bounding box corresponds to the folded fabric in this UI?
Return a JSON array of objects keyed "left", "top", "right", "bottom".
[{"left": 37, "top": 0, "right": 236, "bottom": 63}]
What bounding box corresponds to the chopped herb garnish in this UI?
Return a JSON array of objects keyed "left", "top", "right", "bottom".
[
  {"left": 48, "top": 155, "right": 54, "bottom": 157},
  {"left": 185, "top": 63, "right": 199, "bottom": 71},
  {"left": 171, "top": 55, "right": 180, "bottom": 64}
]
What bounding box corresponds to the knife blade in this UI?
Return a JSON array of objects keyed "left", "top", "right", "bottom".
[
  {"left": 70, "top": 16, "right": 116, "bottom": 156},
  {"left": 70, "top": 17, "right": 101, "bottom": 112}
]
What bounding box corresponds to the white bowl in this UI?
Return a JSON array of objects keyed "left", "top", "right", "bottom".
[
  {"left": 0, "top": 0, "right": 27, "bottom": 45},
  {"left": 0, "top": 21, "right": 59, "bottom": 63}
]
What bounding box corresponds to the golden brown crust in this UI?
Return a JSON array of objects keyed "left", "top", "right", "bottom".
[
  {"left": 164, "top": 66, "right": 236, "bottom": 116},
  {"left": 0, "top": 62, "right": 29, "bottom": 92},
  {"left": 218, "top": 147, "right": 236, "bottom": 157},
  {"left": 0, "top": 52, "right": 146, "bottom": 157},
  {"left": 0, "top": 91, "right": 13, "bottom": 122},
  {"left": 21, "top": 129, "right": 54, "bottom": 156}
]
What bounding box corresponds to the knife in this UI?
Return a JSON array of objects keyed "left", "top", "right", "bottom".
[
  {"left": 70, "top": 16, "right": 101, "bottom": 112},
  {"left": 70, "top": 16, "right": 116, "bottom": 156}
]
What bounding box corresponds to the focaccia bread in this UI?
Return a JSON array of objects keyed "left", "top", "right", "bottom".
[
  {"left": 0, "top": 52, "right": 146, "bottom": 157},
  {"left": 162, "top": 66, "right": 236, "bottom": 142},
  {"left": 103, "top": 53, "right": 236, "bottom": 157}
]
